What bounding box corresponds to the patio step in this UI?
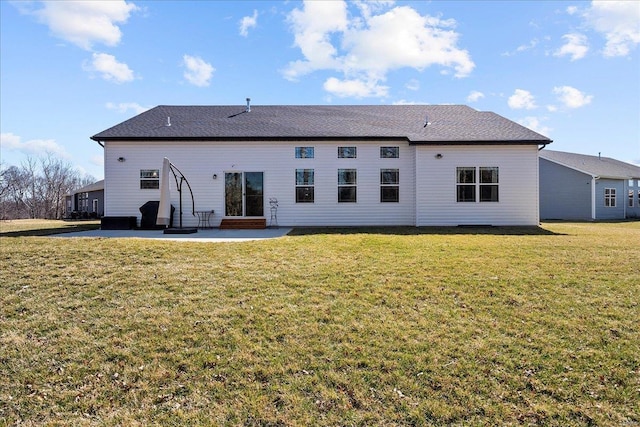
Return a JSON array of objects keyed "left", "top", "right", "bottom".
[{"left": 219, "top": 218, "right": 267, "bottom": 229}]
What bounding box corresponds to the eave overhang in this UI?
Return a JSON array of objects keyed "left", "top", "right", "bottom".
[{"left": 91, "top": 135, "right": 552, "bottom": 145}]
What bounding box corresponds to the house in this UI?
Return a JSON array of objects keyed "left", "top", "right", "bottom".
[
  {"left": 539, "top": 150, "right": 640, "bottom": 220},
  {"left": 91, "top": 104, "right": 552, "bottom": 228},
  {"left": 65, "top": 180, "right": 104, "bottom": 219}
]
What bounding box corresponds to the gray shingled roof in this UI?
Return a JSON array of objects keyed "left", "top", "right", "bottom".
[
  {"left": 66, "top": 180, "right": 104, "bottom": 197},
  {"left": 92, "top": 104, "right": 551, "bottom": 144},
  {"left": 540, "top": 150, "right": 640, "bottom": 179}
]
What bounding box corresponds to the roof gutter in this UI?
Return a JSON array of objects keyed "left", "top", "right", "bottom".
[
  {"left": 538, "top": 141, "right": 552, "bottom": 151},
  {"left": 410, "top": 139, "right": 552, "bottom": 146},
  {"left": 88, "top": 135, "right": 410, "bottom": 143},
  {"left": 90, "top": 136, "right": 105, "bottom": 148}
]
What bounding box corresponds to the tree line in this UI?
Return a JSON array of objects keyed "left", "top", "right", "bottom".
[{"left": 0, "top": 155, "right": 95, "bottom": 220}]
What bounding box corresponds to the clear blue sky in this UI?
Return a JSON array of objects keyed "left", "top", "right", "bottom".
[{"left": 1, "top": 1, "right": 639, "bottom": 180}]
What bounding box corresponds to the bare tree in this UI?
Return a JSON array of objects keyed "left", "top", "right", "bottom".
[
  {"left": 0, "top": 164, "right": 30, "bottom": 219},
  {"left": 0, "top": 156, "right": 95, "bottom": 220},
  {"left": 40, "top": 155, "right": 81, "bottom": 219}
]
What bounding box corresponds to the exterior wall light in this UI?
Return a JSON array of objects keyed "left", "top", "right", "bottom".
[
  {"left": 213, "top": 174, "right": 218, "bottom": 180},
  {"left": 435, "top": 154, "right": 443, "bottom": 159},
  {"left": 117, "top": 157, "right": 126, "bottom": 162}
]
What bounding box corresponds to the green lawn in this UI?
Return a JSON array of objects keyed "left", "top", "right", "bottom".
[{"left": 1, "top": 222, "right": 638, "bottom": 425}]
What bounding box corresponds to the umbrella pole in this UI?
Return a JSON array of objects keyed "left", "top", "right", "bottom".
[
  {"left": 163, "top": 160, "right": 197, "bottom": 234},
  {"left": 178, "top": 176, "right": 184, "bottom": 228}
]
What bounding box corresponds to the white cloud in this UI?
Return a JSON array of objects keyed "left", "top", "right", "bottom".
[
  {"left": 284, "top": 1, "right": 474, "bottom": 98},
  {"left": 467, "top": 90, "right": 485, "bottom": 103},
  {"left": 392, "top": 99, "right": 423, "bottom": 105},
  {"left": 553, "top": 86, "right": 593, "bottom": 108},
  {"left": 323, "top": 77, "right": 389, "bottom": 98},
  {"left": 1, "top": 132, "right": 69, "bottom": 158},
  {"left": 284, "top": 1, "right": 349, "bottom": 80},
  {"left": 182, "top": 55, "right": 215, "bottom": 87},
  {"left": 554, "top": 33, "right": 589, "bottom": 61},
  {"left": 586, "top": 1, "right": 640, "bottom": 57},
  {"left": 508, "top": 89, "right": 537, "bottom": 110},
  {"left": 405, "top": 79, "right": 420, "bottom": 91},
  {"left": 502, "top": 38, "right": 539, "bottom": 56},
  {"left": 105, "top": 102, "right": 150, "bottom": 115},
  {"left": 239, "top": 9, "right": 258, "bottom": 37},
  {"left": 20, "top": 0, "right": 138, "bottom": 50},
  {"left": 84, "top": 52, "right": 135, "bottom": 83},
  {"left": 518, "top": 117, "right": 552, "bottom": 137}
]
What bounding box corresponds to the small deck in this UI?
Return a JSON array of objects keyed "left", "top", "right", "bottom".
[{"left": 219, "top": 218, "right": 267, "bottom": 230}]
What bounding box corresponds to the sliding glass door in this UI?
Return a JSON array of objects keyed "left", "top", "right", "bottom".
[{"left": 225, "top": 172, "right": 263, "bottom": 217}]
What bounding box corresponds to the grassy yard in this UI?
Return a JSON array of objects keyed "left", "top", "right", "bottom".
[
  {"left": 0, "top": 222, "right": 638, "bottom": 425},
  {"left": 0, "top": 219, "right": 100, "bottom": 237}
]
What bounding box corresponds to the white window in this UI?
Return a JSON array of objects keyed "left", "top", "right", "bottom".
[
  {"left": 604, "top": 188, "right": 616, "bottom": 207},
  {"left": 92, "top": 199, "right": 99, "bottom": 213},
  {"left": 456, "top": 167, "right": 499, "bottom": 203},
  {"left": 456, "top": 167, "right": 476, "bottom": 202},
  {"left": 295, "top": 147, "right": 314, "bottom": 158},
  {"left": 338, "top": 169, "right": 357, "bottom": 202},
  {"left": 630, "top": 190, "right": 635, "bottom": 207},
  {"left": 380, "top": 147, "right": 399, "bottom": 158},
  {"left": 295, "top": 169, "right": 314, "bottom": 203},
  {"left": 140, "top": 169, "right": 159, "bottom": 189},
  {"left": 380, "top": 169, "right": 399, "bottom": 202},
  {"left": 338, "top": 147, "right": 357, "bottom": 158}
]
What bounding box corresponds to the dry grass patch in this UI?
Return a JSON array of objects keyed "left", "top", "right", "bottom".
[{"left": 1, "top": 222, "right": 638, "bottom": 425}]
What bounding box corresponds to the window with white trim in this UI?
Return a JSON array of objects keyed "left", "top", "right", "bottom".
[
  {"left": 338, "top": 169, "right": 357, "bottom": 202},
  {"left": 479, "top": 167, "right": 499, "bottom": 202},
  {"left": 456, "top": 167, "right": 499, "bottom": 202},
  {"left": 630, "top": 190, "right": 635, "bottom": 207},
  {"left": 604, "top": 188, "right": 616, "bottom": 207},
  {"left": 338, "top": 147, "right": 357, "bottom": 158},
  {"left": 456, "top": 167, "right": 476, "bottom": 202},
  {"left": 140, "top": 169, "right": 159, "bottom": 189},
  {"left": 380, "top": 169, "right": 399, "bottom": 202},
  {"left": 295, "top": 169, "right": 314, "bottom": 203},
  {"left": 295, "top": 147, "right": 314, "bottom": 158},
  {"left": 380, "top": 146, "right": 399, "bottom": 158}
]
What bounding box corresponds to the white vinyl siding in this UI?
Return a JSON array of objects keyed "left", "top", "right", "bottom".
[
  {"left": 104, "top": 141, "right": 538, "bottom": 226},
  {"left": 104, "top": 140, "right": 416, "bottom": 227},
  {"left": 416, "top": 145, "right": 539, "bottom": 226}
]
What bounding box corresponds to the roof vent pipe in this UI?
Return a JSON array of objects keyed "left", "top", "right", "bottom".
[
  {"left": 246, "top": 98, "right": 251, "bottom": 113},
  {"left": 166, "top": 117, "right": 171, "bottom": 127}
]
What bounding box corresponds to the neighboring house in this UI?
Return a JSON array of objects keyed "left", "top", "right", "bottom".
[
  {"left": 65, "top": 180, "right": 104, "bottom": 219},
  {"left": 539, "top": 150, "right": 640, "bottom": 220},
  {"left": 91, "top": 104, "right": 551, "bottom": 227}
]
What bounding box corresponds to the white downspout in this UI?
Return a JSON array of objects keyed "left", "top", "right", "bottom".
[
  {"left": 591, "top": 176, "right": 597, "bottom": 220},
  {"left": 623, "top": 179, "right": 628, "bottom": 219}
]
